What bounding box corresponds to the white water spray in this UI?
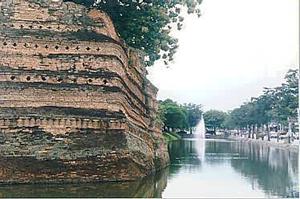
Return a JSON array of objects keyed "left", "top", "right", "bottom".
[
  {"left": 194, "top": 116, "right": 206, "bottom": 161},
  {"left": 194, "top": 117, "right": 206, "bottom": 139}
]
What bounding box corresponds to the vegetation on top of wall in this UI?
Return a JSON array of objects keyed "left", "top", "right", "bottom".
[{"left": 64, "top": 0, "right": 202, "bottom": 67}]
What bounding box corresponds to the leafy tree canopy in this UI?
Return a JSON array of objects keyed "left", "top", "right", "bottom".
[
  {"left": 159, "top": 99, "right": 188, "bottom": 130},
  {"left": 225, "top": 68, "right": 299, "bottom": 129},
  {"left": 158, "top": 99, "right": 202, "bottom": 132},
  {"left": 183, "top": 103, "right": 202, "bottom": 132},
  {"left": 64, "top": 0, "right": 202, "bottom": 66},
  {"left": 203, "top": 110, "right": 227, "bottom": 132}
]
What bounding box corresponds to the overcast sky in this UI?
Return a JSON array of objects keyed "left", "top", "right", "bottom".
[{"left": 147, "top": 0, "right": 299, "bottom": 112}]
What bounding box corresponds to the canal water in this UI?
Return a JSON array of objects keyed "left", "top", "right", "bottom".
[{"left": 0, "top": 139, "right": 298, "bottom": 198}]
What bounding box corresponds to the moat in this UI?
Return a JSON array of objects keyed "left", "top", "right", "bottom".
[{"left": 0, "top": 139, "right": 298, "bottom": 198}]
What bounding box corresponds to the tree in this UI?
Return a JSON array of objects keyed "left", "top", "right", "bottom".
[
  {"left": 183, "top": 103, "right": 203, "bottom": 133},
  {"left": 222, "top": 111, "right": 236, "bottom": 130},
  {"left": 273, "top": 69, "right": 299, "bottom": 123},
  {"left": 223, "top": 108, "right": 246, "bottom": 130},
  {"left": 164, "top": 105, "right": 188, "bottom": 130},
  {"left": 203, "top": 110, "right": 227, "bottom": 133},
  {"left": 254, "top": 90, "right": 274, "bottom": 140},
  {"left": 158, "top": 100, "right": 202, "bottom": 133},
  {"left": 159, "top": 99, "right": 188, "bottom": 131},
  {"left": 64, "top": 0, "right": 202, "bottom": 66},
  {"left": 225, "top": 68, "right": 299, "bottom": 141}
]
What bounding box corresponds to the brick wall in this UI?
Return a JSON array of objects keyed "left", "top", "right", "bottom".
[{"left": 0, "top": 0, "right": 169, "bottom": 184}]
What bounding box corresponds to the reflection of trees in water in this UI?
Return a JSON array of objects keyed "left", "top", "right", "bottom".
[
  {"left": 204, "top": 141, "right": 237, "bottom": 164},
  {"left": 168, "top": 140, "right": 202, "bottom": 174},
  {"left": 2, "top": 140, "right": 297, "bottom": 197},
  {"left": 168, "top": 139, "right": 298, "bottom": 197},
  {"left": 0, "top": 168, "right": 169, "bottom": 198},
  {"left": 205, "top": 140, "right": 233, "bottom": 154},
  {"left": 229, "top": 142, "right": 299, "bottom": 197},
  {"left": 168, "top": 140, "right": 201, "bottom": 164}
]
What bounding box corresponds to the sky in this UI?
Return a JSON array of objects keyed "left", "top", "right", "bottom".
[{"left": 147, "top": 0, "right": 299, "bottom": 112}]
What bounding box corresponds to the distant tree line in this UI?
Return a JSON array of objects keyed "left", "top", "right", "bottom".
[
  {"left": 158, "top": 99, "right": 202, "bottom": 133},
  {"left": 203, "top": 69, "right": 299, "bottom": 140},
  {"left": 203, "top": 110, "right": 227, "bottom": 133}
]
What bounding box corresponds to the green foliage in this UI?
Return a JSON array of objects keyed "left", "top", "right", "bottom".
[
  {"left": 159, "top": 99, "right": 202, "bottom": 132},
  {"left": 159, "top": 99, "right": 188, "bottom": 130},
  {"left": 184, "top": 103, "right": 203, "bottom": 129},
  {"left": 270, "top": 69, "right": 299, "bottom": 122},
  {"left": 64, "top": 0, "right": 202, "bottom": 66},
  {"left": 226, "top": 69, "right": 299, "bottom": 129},
  {"left": 203, "top": 110, "right": 227, "bottom": 131}
]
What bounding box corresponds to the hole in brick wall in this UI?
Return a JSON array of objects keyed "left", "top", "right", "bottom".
[
  {"left": 76, "top": 46, "right": 80, "bottom": 50},
  {"left": 34, "top": 44, "right": 38, "bottom": 48},
  {"left": 24, "top": 43, "right": 28, "bottom": 47},
  {"left": 41, "top": 76, "right": 47, "bottom": 81},
  {"left": 47, "top": 26, "right": 51, "bottom": 29},
  {"left": 57, "top": 26, "right": 60, "bottom": 30},
  {"left": 96, "top": 47, "right": 100, "bottom": 51},
  {"left": 88, "top": 79, "right": 93, "bottom": 83},
  {"left": 10, "top": 76, "right": 16, "bottom": 80},
  {"left": 20, "top": 25, "right": 24, "bottom": 29},
  {"left": 55, "top": 46, "right": 59, "bottom": 50},
  {"left": 13, "top": 43, "right": 17, "bottom": 47},
  {"left": 39, "top": 26, "right": 43, "bottom": 29},
  {"left": 57, "top": 77, "right": 63, "bottom": 82},
  {"left": 103, "top": 79, "right": 108, "bottom": 85},
  {"left": 26, "top": 76, "right": 30, "bottom": 81},
  {"left": 72, "top": 79, "right": 77, "bottom": 83},
  {"left": 29, "top": 25, "right": 33, "bottom": 29},
  {"left": 3, "top": 42, "right": 7, "bottom": 46},
  {"left": 86, "top": 47, "right": 90, "bottom": 51},
  {"left": 65, "top": 46, "right": 69, "bottom": 50},
  {"left": 10, "top": 24, "right": 14, "bottom": 27},
  {"left": 45, "top": 45, "right": 49, "bottom": 49}
]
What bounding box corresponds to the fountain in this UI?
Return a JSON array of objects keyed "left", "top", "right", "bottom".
[
  {"left": 194, "top": 116, "right": 206, "bottom": 161},
  {"left": 194, "top": 117, "right": 206, "bottom": 139}
]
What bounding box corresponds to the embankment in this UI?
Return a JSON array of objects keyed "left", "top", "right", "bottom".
[
  {"left": 228, "top": 136, "right": 299, "bottom": 153},
  {"left": 163, "top": 132, "right": 182, "bottom": 142}
]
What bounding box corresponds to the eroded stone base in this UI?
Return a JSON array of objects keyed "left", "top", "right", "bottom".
[
  {"left": 0, "top": 0, "right": 169, "bottom": 184},
  {"left": 0, "top": 113, "right": 168, "bottom": 184},
  {"left": 0, "top": 147, "right": 168, "bottom": 184}
]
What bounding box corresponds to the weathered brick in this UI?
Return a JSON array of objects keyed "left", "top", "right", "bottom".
[{"left": 0, "top": 0, "right": 169, "bottom": 184}]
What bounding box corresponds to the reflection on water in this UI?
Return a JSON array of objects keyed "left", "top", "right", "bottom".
[
  {"left": 0, "top": 139, "right": 298, "bottom": 198},
  {"left": 165, "top": 139, "right": 299, "bottom": 198},
  {"left": 0, "top": 168, "right": 169, "bottom": 198},
  {"left": 229, "top": 141, "right": 299, "bottom": 197}
]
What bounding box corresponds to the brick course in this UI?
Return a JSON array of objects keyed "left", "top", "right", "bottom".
[{"left": 0, "top": 0, "right": 169, "bottom": 184}]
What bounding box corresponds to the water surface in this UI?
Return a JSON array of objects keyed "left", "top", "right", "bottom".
[{"left": 0, "top": 139, "right": 298, "bottom": 198}]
